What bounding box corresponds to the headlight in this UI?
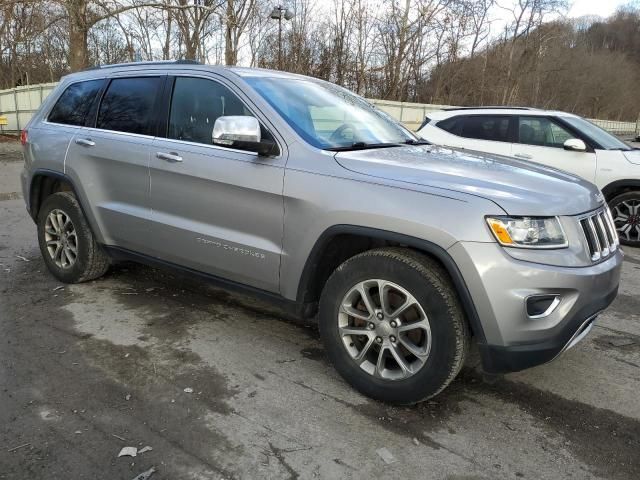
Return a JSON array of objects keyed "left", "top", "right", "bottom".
[{"left": 486, "top": 216, "right": 568, "bottom": 249}]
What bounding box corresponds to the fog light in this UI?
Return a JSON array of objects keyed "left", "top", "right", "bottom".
[{"left": 526, "top": 295, "right": 560, "bottom": 318}]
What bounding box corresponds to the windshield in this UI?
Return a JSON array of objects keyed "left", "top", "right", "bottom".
[
  {"left": 562, "top": 116, "right": 632, "bottom": 150},
  {"left": 245, "top": 77, "right": 418, "bottom": 150}
]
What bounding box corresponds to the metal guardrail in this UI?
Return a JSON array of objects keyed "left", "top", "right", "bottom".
[
  {"left": 0, "top": 81, "right": 637, "bottom": 138},
  {"left": 586, "top": 118, "right": 637, "bottom": 136}
]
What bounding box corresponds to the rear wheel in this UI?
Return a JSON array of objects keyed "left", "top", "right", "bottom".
[
  {"left": 319, "top": 247, "right": 469, "bottom": 404},
  {"left": 37, "top": 192, "right": 110, "bottom": 283},
  {"left": 609, "top": 191, "right": 640, "bottom": 247}
]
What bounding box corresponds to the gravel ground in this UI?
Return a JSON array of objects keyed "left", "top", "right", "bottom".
[{"left": 1, "top": 139, "right": 639, "bottom": 480}]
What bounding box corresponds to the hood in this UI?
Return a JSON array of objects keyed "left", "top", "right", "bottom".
[
  {"left": 623, "top": 149, "right": 640, "bottom": 165},
  {"left": 335, "top": 145, "right": 603, "bottom": 216}
]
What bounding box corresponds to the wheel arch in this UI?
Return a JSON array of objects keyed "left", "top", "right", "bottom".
[
  {"left": 296, "top": 225, "right": 486, "bottom": 343},
  {"left": 29, "top": 169, "right": 77, "bottom": 220},
  {"left": 601, "top": 179, "right": 640, "bottom": 202},
  {"left": 29, "top": 169, "right": 103, "bottom": 243}
]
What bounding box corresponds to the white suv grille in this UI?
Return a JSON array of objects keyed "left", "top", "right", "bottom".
[{"left": 579, "top": 207, "right": 619, "bottom": 262}]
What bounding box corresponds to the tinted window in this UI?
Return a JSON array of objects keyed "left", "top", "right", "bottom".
[
  {"left": 437, "top": 117, "right": 461, "bottom": 135},
  {"left": 48, "top": 80, "right": 103, "bottom": 126},
  {"left": 168, "top": 77, "right": 254, "bottom": 145},
  {"left": 459, "top": 116, "right": 510, "bottom": 142},
  {"left": 96, "top": 77, "right": 161, "bottom": 135},
  {"left": 418, "top": 116, "right": 431, "bottom": 130},
  {"left": 518, "top": 117, "right": 574, "bottom": 148}
]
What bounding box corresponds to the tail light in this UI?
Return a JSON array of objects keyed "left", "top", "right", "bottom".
[{"left": 20, "top": 129, "right": 28, "bottom": 146}]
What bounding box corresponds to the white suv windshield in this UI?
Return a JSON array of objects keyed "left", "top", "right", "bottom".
[
  {"left": 562, "top": 116, "right": 632, "bottom": 151},
  {"left": 245, "top": 77, "right": 418, "bottom": 150}
]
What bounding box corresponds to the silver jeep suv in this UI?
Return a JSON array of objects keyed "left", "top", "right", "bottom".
[{"left": 20, "top": 61, "right": 623, "bottom": 403}]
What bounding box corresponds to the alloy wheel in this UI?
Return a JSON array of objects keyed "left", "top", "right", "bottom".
[
  {"left": 338, "top": 279, "right": 432, "bottom": 380},
  {"left": 612, "top": 199, "right": 640, "bottom": 243},
  {"left": 44, "top": 209, "right": 78, "bottom": 269}
]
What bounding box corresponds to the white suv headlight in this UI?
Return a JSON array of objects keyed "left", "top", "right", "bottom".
[{"left": 486, "top": 216, "right": 568, "bottom": 249}]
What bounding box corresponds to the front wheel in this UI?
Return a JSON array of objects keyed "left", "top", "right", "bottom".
[
  {"left": 318, "top": 247, "right": 469, "bottom": 404},
  {"left": 609, "top": 191, "right": 640, "bottom": 247}
]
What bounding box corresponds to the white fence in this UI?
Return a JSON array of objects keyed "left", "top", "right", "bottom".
[
  {"left": 0, "top": 83, "right": 58, "bottom": 133},
  {"left": 0, "top": 81, "right": 637, "bottom": 137}
]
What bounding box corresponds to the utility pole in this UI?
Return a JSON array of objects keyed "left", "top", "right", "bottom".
[{"left": 269, "top": 6, "right": 294, "bottom": 70}]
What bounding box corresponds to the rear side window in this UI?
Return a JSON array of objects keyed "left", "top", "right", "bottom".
[
  {"left": 460, "top": 116, "right": 510, "bottom": 142},
  {"left": 418, "top": 116, "right": 432, "bottom": 130},
  {"left": 437, "top": 117, "right": 460, "bottom": 135},
  {"left": 97, "top": 77, "right": 161, "bottom": 135},
  {"left": 48, "top": 80, "right": 103, "bottom": 126}
]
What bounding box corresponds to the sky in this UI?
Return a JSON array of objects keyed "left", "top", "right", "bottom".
[{"left": 567, "top": 0, "right": 631, "bottom": 18}]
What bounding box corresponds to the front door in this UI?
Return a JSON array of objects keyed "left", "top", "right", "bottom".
[
  {"left": 511, "top": 116, "right": 597, "bottom": 182},
  {"left": 149, "top": 75, "right": 286, "bottom": 293}
]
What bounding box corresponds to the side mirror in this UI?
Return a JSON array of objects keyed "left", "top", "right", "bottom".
[
  {"left": 563, "top": 138, "right": 587, "bottom": 152},
  {"left": 212, "top": 116, "right": 278, "bottom": 156}
]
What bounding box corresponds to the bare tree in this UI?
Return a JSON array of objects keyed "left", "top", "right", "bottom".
[{"left": 221, "top": 0, "right": 254, "bottom": 65}]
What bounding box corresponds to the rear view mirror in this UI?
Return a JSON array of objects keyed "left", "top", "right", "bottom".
[
  {"left": 563, "top": 138, "right": 587, "bottom": 152},
  {"left": 213, "top": 116, "right": 278, "bottom": 156}
]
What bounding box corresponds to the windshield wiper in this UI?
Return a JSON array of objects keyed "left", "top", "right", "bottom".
[
  {"left": 403, "top": 139, "right": 431, "bottom": 145},
  {"left": 325, "top": 142, "right": 402, "bottom": 152}
]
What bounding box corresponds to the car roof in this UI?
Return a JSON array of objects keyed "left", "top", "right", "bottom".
[
  {"left": 63, "top": 61, "right": 311, "bottom": 83},
  {"left": 427, "top": 108, "right": 581, "bottom": 120}
]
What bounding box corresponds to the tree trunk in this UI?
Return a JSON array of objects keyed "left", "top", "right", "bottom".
[
  {"left": 163, "top": 9, "right": 173, "bottom": 60},
  {"left": 184, "top": 32, "right": 199, "bottom": 60},
  {"left": 67, "top": 0, "right": 90, "bottom": 72},
  {"left": 68, "top": 21, "right": 89, "bottom": 71},
  {"left": 224, "top": 0, "right": 237, "bottom": 65}
]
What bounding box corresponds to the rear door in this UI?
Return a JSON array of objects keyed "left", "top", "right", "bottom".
[
  {"left": 65, "top": 75, "right": 164, "bottom": 253},
  {"left": 511, "top": 116, "right": 597, "bottom": 182},
  {"left": 36, "top": 80, "right": 106, "bottom": 177},
  {"left": 148, "top": 74, "right": 286, "bottom": 292},
  {"left": 436, "top": 115, "right": 514, "bottom": 156}
]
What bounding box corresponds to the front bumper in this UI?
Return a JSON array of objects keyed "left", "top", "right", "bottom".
[{"left": 449, "top": 241, "right": 623, "bottom": 373}]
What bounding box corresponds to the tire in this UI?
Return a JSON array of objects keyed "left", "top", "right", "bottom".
[
  {"left": 37, "top": 192, "right": 110, "bottom": 283},
  {"left": 609, "top": 191, "right": 640, "bottom": 247},
  {"left": 318, "top": 247, "right": 469, "bottom": 404}
]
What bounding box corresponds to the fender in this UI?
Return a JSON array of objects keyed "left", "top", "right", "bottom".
[
  {"left": 601, "top": 179, "right": 640, "bottom": 200},
  {"left": 296, "top": 225, "right": 487, "bottom": 343},
  {"left": 29, "top": 168, "right": 75, "bottom": 219},
  {"left": 28, "top": 168, "right": 104, "bottom": 243}
]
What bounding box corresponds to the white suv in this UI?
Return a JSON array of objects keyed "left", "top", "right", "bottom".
[{"left": 417, "top": 107, "right": 640, "bottom": 247}]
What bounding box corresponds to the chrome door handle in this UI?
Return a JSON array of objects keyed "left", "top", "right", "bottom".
[
  {"left": 75, "top": 138, "right": 95, "bottom": 147},
  {"left": 156, "top": 152, "right": 183, "bottom": 163},
  {"left": 514, "top": 153, "right": 532, "bottom": 159}
]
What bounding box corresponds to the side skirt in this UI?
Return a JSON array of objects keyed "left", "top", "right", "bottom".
[{"left": 103, "top": 245, "right": 316, "bottom": 319}]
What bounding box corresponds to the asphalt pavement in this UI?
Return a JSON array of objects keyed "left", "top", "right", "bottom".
[{"left": 1, "top": 139, "right": 639, "bottom": 480}]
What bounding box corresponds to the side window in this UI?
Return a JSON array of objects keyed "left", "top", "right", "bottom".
[
  {"left": 48, "top": 80, "right": 104, "bottom": 126},
  {"left": 437, "top": 117, "right": 460, "bottom": 135},
  {"left": 549, "top": 121, "right": 574, "bottom": 146},
  {"left": 96, "top": 77, "right": 161, "bottom": 135},
  {"left": 459, "top": 116, "right": 510, "bottom": 142},
  {"left": 168, "top": 77, "right": 255, "bottom": 145},
  {"left": 518, "top": 117, "right": 574, "bottom": 148}
]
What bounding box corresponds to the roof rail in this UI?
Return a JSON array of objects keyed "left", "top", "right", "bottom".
[
  {"left": 82, "top": 59, "right": 202, "bottom": 71},
  {"left": 442, "top": 106, "right": 536, "bottom": 111}
]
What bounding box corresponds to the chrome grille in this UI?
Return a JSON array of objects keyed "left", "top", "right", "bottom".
[{"left": 580, "top": 207, "right": 619, "bottom": 262}]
